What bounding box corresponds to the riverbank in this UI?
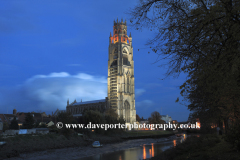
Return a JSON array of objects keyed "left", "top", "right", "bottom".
[
  {"left": 1, "top": 135, "right": 174, "bottom": 160},
  {"left": 150, "top": 134, "right": 240, "bottom": 160},
  {"left": 0, "top": 133, "right": 122, "bottom": 159},
  {"left": 0, "top": 130, "right": 173, "bottom": 159}
]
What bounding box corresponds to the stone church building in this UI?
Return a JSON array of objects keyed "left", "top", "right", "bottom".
[{"left": 67, "top": 19, "right": 136, "bottom": 124}]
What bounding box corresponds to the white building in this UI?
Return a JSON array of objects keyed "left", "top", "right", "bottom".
[{"left": 161, "top": 115, "right": 172, "bottom": 123}]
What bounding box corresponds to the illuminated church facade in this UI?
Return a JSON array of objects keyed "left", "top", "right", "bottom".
[{"left": 67, "top": 19, "right": 136, "bottom": 124}]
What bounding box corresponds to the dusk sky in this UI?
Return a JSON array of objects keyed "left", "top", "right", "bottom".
[{"left": 0, "top": 0, "right": 190, "bottom": 122}]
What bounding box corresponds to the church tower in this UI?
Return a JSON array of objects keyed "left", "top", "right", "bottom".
[{"left": 108, "top": 19, "right": 136, "bottom": 124}]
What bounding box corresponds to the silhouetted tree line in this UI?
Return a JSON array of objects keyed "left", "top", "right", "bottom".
[{"left": 129, "top": 0, "right": 240, "bottom": 149}]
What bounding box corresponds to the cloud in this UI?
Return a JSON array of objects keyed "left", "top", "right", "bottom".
[
  {"left": 0, "top": 72, "right": 107, "bottom": 114},
  {"left": 136, "top": 100, "right": 154, "bottom": 108},
  {"left": 27, "top": 72, "right": 70, "bottom": 82},
  {"left": 135, "top": 89, "right": 146, "bottom": 97},
  {"left": 74, "top": 73, "right": 107, "bottom": 83}
]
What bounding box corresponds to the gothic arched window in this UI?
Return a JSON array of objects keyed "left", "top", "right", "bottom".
[
  {"left": 124, "top": 100, "right": 130, "bottom": 109},
  {"left": 124, "top": 100, "right": 130, "bottom": 123}
]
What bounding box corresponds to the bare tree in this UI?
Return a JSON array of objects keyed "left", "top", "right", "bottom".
[{"left": 148, "top": 111, "right": 165, "bottom": 124}]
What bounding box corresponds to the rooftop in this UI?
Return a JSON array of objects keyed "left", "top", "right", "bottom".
[
  {"left": 73, "top": 99, "right": 106, "bottom": 105},
  {"left": 162, "top": 115, "right": 169, "bottom": 117}
]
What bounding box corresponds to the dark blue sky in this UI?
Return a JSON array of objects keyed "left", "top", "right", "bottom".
[{"left": 0, "top": 0, "right": 190, "bottom": 121}]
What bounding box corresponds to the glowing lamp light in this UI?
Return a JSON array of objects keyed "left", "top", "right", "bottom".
[
  {"left": 196, "top": 122, "right": 201, "bottom": 129},
  {"left": 183, "top": 134, "right": 186, "bottom": 140},
  {"left": 173, "top": 140, "right": 176, "bottom": 147}
]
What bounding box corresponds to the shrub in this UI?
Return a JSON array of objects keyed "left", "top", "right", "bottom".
[
  {"left": 9, "top": 117, "right": 19, "bottom": 130},
  {"left": 224, "top": 121, "right": 240, "bottom": 150},
  {"left": 23, "top": 113, "right": 35, "bottom": 129},
  {"left": 38, "top": 123, "right": 47, "bottom": 128}
]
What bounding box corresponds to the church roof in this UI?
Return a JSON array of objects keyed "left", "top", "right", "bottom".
[
  {"left": 53, "top": 109, "right": 66, "bottom": 116},
  {"left": 73, "top": 99, "right": 106, "bottom": 105}
]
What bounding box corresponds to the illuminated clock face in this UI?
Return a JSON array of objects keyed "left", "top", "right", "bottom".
[{"left": 123, "top": 48, "right": 128, "bottom": 54}]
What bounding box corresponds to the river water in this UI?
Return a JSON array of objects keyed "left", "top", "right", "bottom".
[{"left": 78, "top": 134, "right": 190, "bottom": 160}]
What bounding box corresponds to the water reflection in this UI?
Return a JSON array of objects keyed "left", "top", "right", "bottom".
[
  {"left": 143, "top": 144, "right": 146, "bottom": 159},
  {"left": 183, "top": 134, "right": 186, "bottom": 140},
  {"left": 151, "top": 143, "right": 154, "bottom": 157},
  {"left": 173, "top": 140, "right": 177, "bottom": 147},
  {"left": 142, "top": 143, "right": 156, "bottom": 159},
  {"left": 78, "top": 134, "right": 196, "bottom": 160}
]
